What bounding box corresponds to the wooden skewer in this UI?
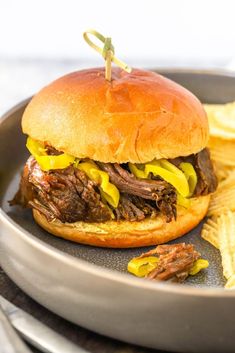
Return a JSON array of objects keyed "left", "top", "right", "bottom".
[{"left": 83, "top": 29, "right": 132, "bottom": 82}]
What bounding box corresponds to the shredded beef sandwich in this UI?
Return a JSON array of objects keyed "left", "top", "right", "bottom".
[{"left": 11, "top": 67, "right": 217, "bottom": 247}]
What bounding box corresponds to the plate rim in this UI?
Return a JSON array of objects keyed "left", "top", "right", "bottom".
[{"left": 1, "top": 68, "right": 235, "bottom": 298}]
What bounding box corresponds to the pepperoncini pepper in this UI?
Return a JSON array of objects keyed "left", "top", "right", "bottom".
[
  {"left": 127, "top": 256, "right": 159, "bottom": 277},
  {"left": 179, "top": 162, "right": 197, "bottom": 197},
  {"left": 189, "top": 259, "right": 209, "bottom": 275},
  {"left": 129, "top": 159, "right": 198, "bottom": 208},
  {"left": 27, "top": 137, "right": 198, "bottom": 211},
  {"left": 26, "top": 137, "right": 75, "bottom": 171},
  {"left": 177, "top": 193, "right": 191, "bottom": 208},
  {"left": 77, "top": 161, "right": 120, "bottom": 208}
]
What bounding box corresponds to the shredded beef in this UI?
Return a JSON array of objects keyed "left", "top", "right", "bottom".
[
  {"left": 10, "top": 161, "right": 36, "bottom": 208},
  {"left": 45, "top": 145, "right": 62, "bottom": 156},
  {"left": 97, "top": 162, "right": 176, "bottom": 222},
  {"left": 113, "top": 195, "right": 157, "bottom": 222},
  {"left": 11, "top": 147, "right": 217, "bottom": 224},
  {"left": 194, "top": 148, "right": 218, "bottom": 196},
  {"left": 116, "top": 195, "right": 145, "bottom": 221},
  {"left": 12, "top": 157, "right": 159, "bottom": 223},
  {"left": 12, "top": 157, "right": 112, "bottom": 223},
  {"left": 139, "top": 243, "right": 200, "bottom": 282}
]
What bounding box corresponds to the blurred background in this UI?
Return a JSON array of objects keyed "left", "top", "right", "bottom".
[{"left": 1, "top": 0, "right": 235, "bottom": 115}]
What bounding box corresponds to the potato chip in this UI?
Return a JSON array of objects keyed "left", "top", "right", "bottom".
[
  {"left": 216, "top": 170, "right": 235, "bottom": 191},
  {"left": 203, "top": 102, "right": 235, "bottom": 288},
  {"left": 201, "top": 217, "right": 219, "bottom": 249},
  {"left": 225, "top": 274, "right": 235, "bottom": 289},
  {"left": 214, "top": 162, "right": 234, "bottom": 182},
  {"left": 204, "top": 102, "right": 235, "bottom": 139},
  {"left": 208, "top": 179, "right": 235, "bottom": 217},
  {"left": 217, "top": 211, "right": 235, "bottom": 280},
  {"left": 208, "top": 137, "right": 235, "bottom": 167},
  {"left": 208, "top": 204, "right": 233, "bottom": 218}
]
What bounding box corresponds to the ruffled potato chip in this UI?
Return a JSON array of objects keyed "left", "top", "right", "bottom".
[
  {"left": 203, "top": 102, "right": 235, "bottom": 288},
  {"left": 216, "top": 170, "right": 235, "bottom": 191},
  {"left": 208, "top": 173, "right": 235, "bottom": 217},
  {"left": 225, "top": 274, "right": 235, "bottom": 289},
  {"left": 204, "top": 102, "right": 235, "bottom": 140},
  {"left": 201, "top": 217, "right": 219, "bottom": 249},
  {"left": 218, "top": 211, "right": 235, "bottom": 281},
  {"left": 213, "top": 162, "right": 234, "bottom": 182},
  {"left": 208, "top": 137, "right": 235, "bottom": 167}
]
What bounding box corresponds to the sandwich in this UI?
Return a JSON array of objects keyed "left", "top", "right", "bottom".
[{"left": 11, "top": 67, "right": 217, "bottom": 247}]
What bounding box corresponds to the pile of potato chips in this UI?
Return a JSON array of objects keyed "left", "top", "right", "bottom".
[{"left": 202, "top": 102, "right": 235, "bottom": 288}]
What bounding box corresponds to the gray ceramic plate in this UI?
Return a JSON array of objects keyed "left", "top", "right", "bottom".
[{"left": 1, "top": 69, "right": 235, "bottom": 353}]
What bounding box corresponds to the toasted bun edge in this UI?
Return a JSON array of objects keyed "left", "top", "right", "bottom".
[{"left": 33, "top": 195, "right": 210, "bottom": 248}]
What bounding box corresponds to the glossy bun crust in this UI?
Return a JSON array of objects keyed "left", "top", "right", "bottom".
[
  {"left": 33, "top": 195, "right": 210, "bottom": 248},
  {"left": 22, "top": 68, "right": 209, "bottom": 163}
]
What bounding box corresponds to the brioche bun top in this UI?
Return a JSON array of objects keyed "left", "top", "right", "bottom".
[{"left": 22, "top": 67, "right": 209, "bottom": 163}]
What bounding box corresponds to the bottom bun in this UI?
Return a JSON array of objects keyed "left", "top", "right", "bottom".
[{"left": 33, "top": 195, "right": 210, "bottom": 248}]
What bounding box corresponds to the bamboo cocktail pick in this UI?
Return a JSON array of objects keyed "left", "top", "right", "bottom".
[{"left": 83, "top": 29, "right": 132, "bottom": 81}]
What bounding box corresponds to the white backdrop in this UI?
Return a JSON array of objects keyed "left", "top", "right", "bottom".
[
  {"left": 1, "top": 0, "right": 235, "bottom": 114},
  {"left": 1, "top": 0, "right": 235, "bottom": 65}
]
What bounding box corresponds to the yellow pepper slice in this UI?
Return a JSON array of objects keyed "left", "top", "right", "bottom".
[
  {"left": 177, "top": 193, "right": 191, "bottom": 208},
  {"left": 26, "top": 137, "right": 75, "bottom": 171},
  {"left": 77, "top": 162, "right": 120, "bottom": 208},
  {"left": 159, "top": 159, "right": 184, "bottom": 174},
  {"left": 127, "top": 256, "right": 159, "bottom": 277},
  {"left": 128, "top": 163, "right": 146, "bottom": 179},
  {"left": 179, "top": 162, "right": 197, "bottom": 197},
  {"left": 26, "top": 137, "right": 47, "bottom": 156},
  {"left": 189, "top": 259, "right": 209, "bottom": 275},
  {"left": 129, "top": 160, "right": 190, "bottom": 197}
]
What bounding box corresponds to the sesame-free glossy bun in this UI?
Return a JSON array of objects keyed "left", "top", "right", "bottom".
[
  {"left": 22, "top": 68, "right": 209, "bottom": 163},
  {"left": 33, "top": 195, "right": 210, "bottom": 248}
]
